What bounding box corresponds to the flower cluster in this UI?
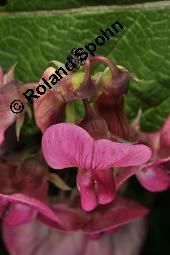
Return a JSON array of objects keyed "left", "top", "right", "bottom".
[{"left": 0, "top": 57, "right": 169, "bottom": 255}]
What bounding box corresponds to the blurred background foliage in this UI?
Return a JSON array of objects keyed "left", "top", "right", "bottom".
[{"left": 0, "top": 0, "right": 170, "bottom": 254}]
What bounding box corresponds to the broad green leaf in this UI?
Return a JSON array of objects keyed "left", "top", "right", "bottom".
[
  {"left": 0, "top": 2, "right": 169, "bottom": 131},
  {"left": 2, "top": 0, "right": 162, "bottom": 12}
]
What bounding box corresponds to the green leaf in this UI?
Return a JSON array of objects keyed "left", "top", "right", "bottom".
[
  {"left": 3, "top": 0, "right": 162, "bottom": 12},
  {"left": 0, "top": 2, "right": 170, "bottom": 131}
]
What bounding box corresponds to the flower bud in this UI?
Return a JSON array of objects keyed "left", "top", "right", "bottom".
[
  {"left": 90, "top": 57, "right": 130, "bottom": 140},
  {"left": 90, "top": 56, "right": 130, "bottom": 96},
  {"left": 59, "top": 58, "right": 96, "bottom": 102},
  {"left": 95, "top": 94, "right": 129, "bottom": 140},
  {"left": 79, "top": 99, "right": 110, "bottom": 140}
]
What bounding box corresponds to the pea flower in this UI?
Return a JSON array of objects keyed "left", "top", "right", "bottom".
[
  {"left": 131, "top": 114, "right": 170, "bottom": 191},
  {"left": 93, "top": 56, "right": 131, "bottom": 139},
  {"left": 42, "top": 123, "right": 151, "bottom": 211}
]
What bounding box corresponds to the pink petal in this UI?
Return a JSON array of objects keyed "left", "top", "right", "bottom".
[
  {"left": 4, "top": 203, "right": 37, "bottom": 225},
  {"left": 77, "top": 168, "right": 98, "bottom": 211},
  {"left": 42, "top": 123, "right": 151, "bottom": 170},
  {"left": 136, "top": 159, "right": 170, "bottom": 191},
  {"left": 77, "top": 168, "right": 116, "bottom": 211},
  {"left": 83, "top": 196, "right": 149, "bottom": 234},
  {"left": 42, "top": 123, "right": 94, "bottom": 169},
  {"left": 93, "top": 139, "right": 151, "bottom": 169},
  {"left": 0, "top": 193, "right": 62, "bottom": 226},
  {"left": 93, "top": 168, "right": 116, "bottom": 204},
  {"left": 38, "top": 203, "right": 89, "bottom": 231}
]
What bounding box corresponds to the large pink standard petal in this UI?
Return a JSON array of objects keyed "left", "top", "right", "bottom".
[{"left": 42, "top": 123, "right": 152, "bottom": 170}]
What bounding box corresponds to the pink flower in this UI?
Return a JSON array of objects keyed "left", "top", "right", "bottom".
[
  {"left": 131, "top": 114, "right": 170, "bottom": 192},
  {"left": 42, "top": 123, "right": 151, "bottom": 211},
  {"left": 3, "top": 196, "right": 148, "bottom": 255}
]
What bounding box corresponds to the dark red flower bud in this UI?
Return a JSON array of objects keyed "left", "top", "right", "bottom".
[
  {"left": 89, "top": 57, "right": 130, "bottom": 140},
  {"left": 60, "top": 58, "right": 96, "bottom": 102},
  {"left": 89, "top": 56, "right": 130, "bottom": 96},
  {"left": 95, "top": 94, "right": 129, "bottom": 140}
]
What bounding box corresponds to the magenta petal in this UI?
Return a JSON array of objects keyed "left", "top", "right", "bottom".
[
  {"left": 42, "top": 123, "right": 151, "bottom": 171},
  {"left": 136, "top": 160, "right": 170, "bottom": 191},
  {"left": 83, "top": 196, "right": 149, "bottom": 234},
  {"left": 0, "top": 193, "right": 62, "bottom": 225},
  {"left": 93, "top": 168, "right": 116, "bottom": 204},
  {"left": 93, "top": 139, "right": 151, "bottom": 169},
  {"left": 4, "top": 203, "right": 37, "bottom": 225},
  {"left": 42, "top": 123, "right": 93, "bottom": 169},
  {"left": 38, "top": 203, "right": 90, "bottom": 231},
  {"left": 77, "top": 168, "right": 98, "bottom": 211}
]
